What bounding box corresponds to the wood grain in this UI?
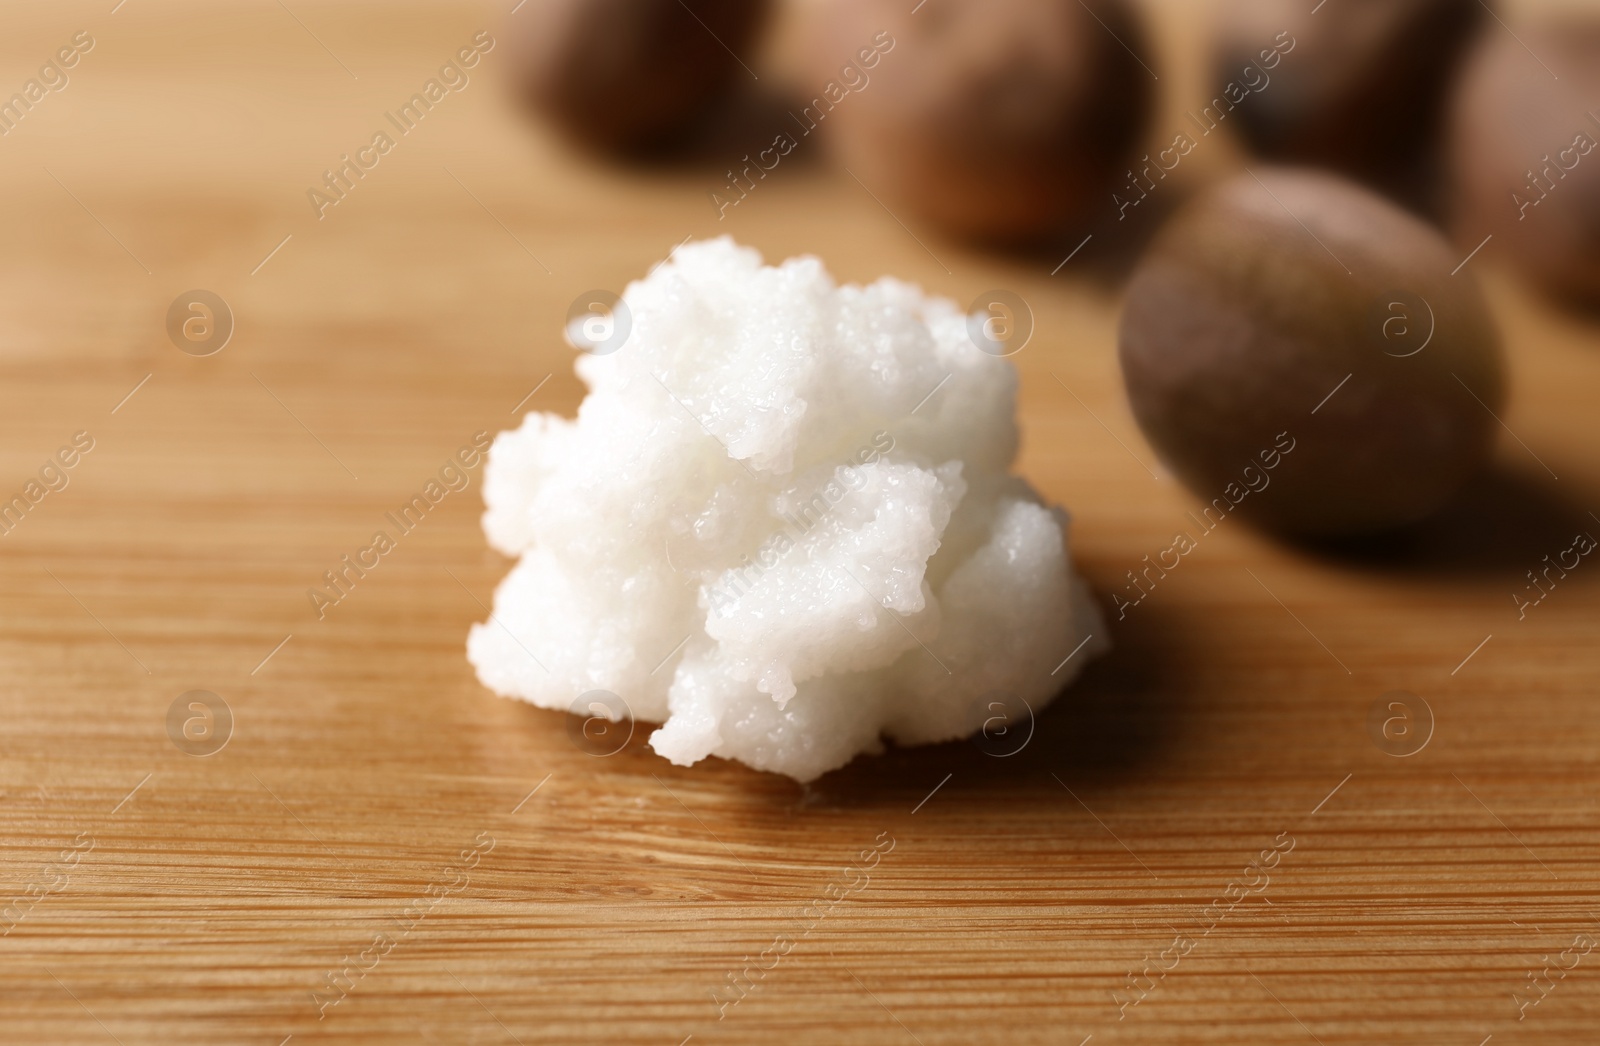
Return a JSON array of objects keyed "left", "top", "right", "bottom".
[{"left": 1, "top": 1, "right": 1597, "bottom": 1043}]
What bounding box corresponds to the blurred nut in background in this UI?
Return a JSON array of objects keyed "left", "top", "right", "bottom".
[
  {"left": 505, "top": 0, "right": 771, "bottom": 154},
  {"left": 805, "top": 0, "right": 1154, "bottom": 243},
  {"left": 1451, "top": 18, "right": 1600, "bottom": 305},
  {"left": 1211, "top": 0, "right": 1484, "bottom": 207},
  {"left": 1119, "top": 168, "right": 1505, "bottom": 539}
]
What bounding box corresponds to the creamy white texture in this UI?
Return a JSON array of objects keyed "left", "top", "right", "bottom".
[{"left": 468, "top": 237, "right": 1104, "bottom": 781}]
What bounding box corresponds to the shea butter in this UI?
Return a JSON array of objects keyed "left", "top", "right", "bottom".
[{"left": 469, "top": 238, "right": 1104, "bottom": 780}]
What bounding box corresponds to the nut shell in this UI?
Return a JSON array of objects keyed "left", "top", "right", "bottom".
[
  {"left": 506, "top": 0, "right": 770, "bottom": 153},
  {"left": 1450, "top": 19, "right": 1600, "bottom": 304},
  {"left": 1118, "top": 169, "right": 1505, "bottom": 538},
  {"left": 806, "top": 0, "right": 1154, "bottom": 242},
  {"left": 1212, "top": 0, "right": 1483, "bottom": 202}
]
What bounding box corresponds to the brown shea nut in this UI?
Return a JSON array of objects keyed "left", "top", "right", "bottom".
[
  {"left": 1118, "top": 169, "right": 1505, "bottom": 538},
  {"left": 1450, "top": 19, "right": 1600, "bottom": 304},
  {"left": 1210, "top": 0, "right": 1483, "bottom": 202},
  {"left": 805, "top": 0, "right": 1154, "bottom": 243},
  {"left": 505, "top": 0, "right": 771, "bottom": 154}
]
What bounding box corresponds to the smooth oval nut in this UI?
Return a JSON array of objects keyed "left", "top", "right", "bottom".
[{"left": 1118, "top": 168, "right": 1505, "bottom": 538}]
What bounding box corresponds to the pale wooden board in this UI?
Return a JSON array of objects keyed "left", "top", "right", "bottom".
[{"left": 1, "top": 1, "right": 1598, "bottom": 1043}]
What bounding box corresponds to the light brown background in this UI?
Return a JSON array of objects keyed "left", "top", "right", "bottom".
[{"left": 1, "top": 1, "right": 1597, "bottom": 1043}]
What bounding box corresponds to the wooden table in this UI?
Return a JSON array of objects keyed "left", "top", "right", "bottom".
[{"left": 2, "top": 1, "right": 1597, "bottom": 1042}]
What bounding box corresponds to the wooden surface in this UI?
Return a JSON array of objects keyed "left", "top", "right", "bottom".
[{"left": 2, "top": 1, "right": 1598, "bottom": 1043}]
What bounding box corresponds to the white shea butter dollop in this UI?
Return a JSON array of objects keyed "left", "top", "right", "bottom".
[{"left": 467, "top": 237, "right": 1105, "bottom": 781}]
